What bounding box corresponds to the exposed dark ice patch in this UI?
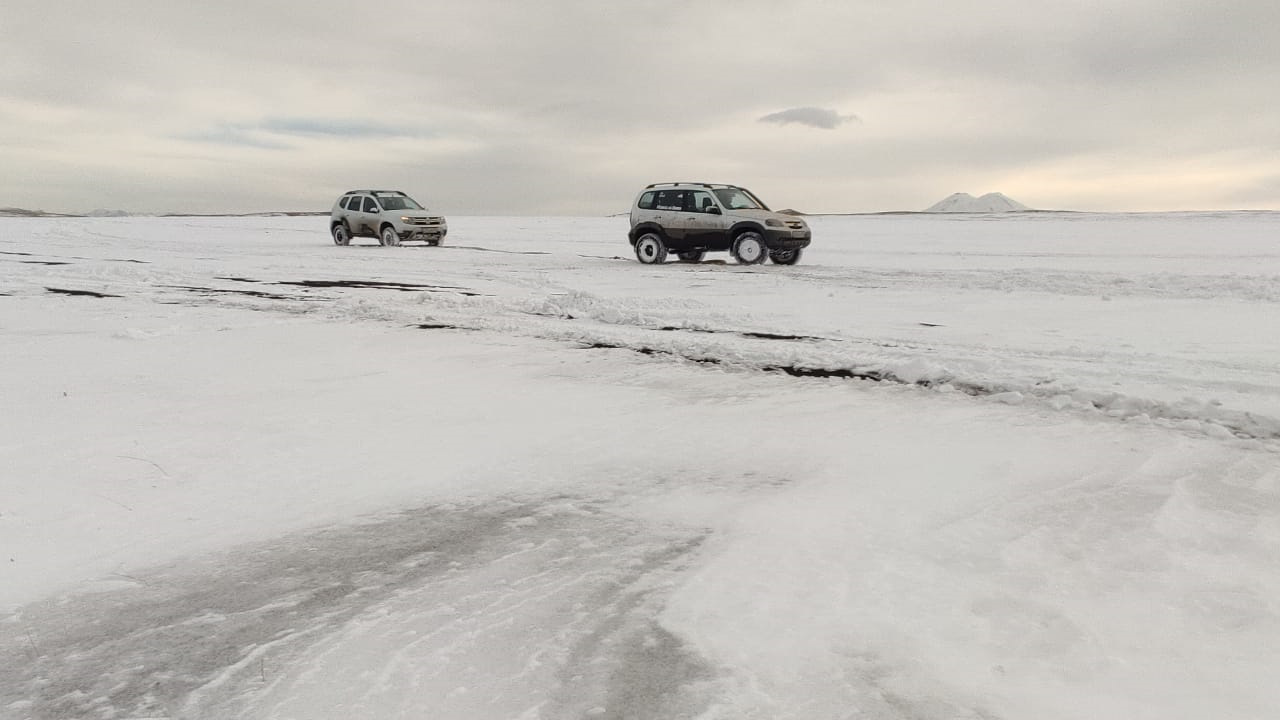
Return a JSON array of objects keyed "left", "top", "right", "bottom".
[
  {"left": 214, "top": 276, "right": 263, "bottom": 283},
  {"left": 577, "top": 339, "right": 977, "bottom": 390},
  {"left": 163, "top": 285, "right": 320, "bottom": 302},
  {"left": 766, "top": 365, "right": 889, "bottom": 381},
  {"left": 579, "top": 342, "right": 723, "bottom": 365},
  {"left": 411, "top": 322, "right": 473, "bottom": 330},
  {"left": 740, "top": 330, "right": 829, "bottom": 341},
  {"left": 276, "top": 279, "right": 487, "bottom": 296},
  {"left": 44, "top": 287, "right": 121, "bottom": 298},
  {"left": 447, "top": 244, "right": 550, "bottom": 256},
  {"left": 19, "top": 260, "right": 72, "bottom": 266},
  {"left": 656, "top": 326, "right": 830, "bottom": 342},
  {"left": 3, "top": 250, "right": 148, "bottom": 264}
]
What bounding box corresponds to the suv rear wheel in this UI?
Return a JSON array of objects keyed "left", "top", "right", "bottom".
[
  {"left": 331, "top": 224, "right": 350, "bottom": 246},
  {"left": 731, "top": 231, "right": 767, "bottom": 265},
  {"left": 379, "top": 225, "right": 401, "bottom": 247},
  {"left": 634, "top": 232, "right": 668, "bottom": 264}
]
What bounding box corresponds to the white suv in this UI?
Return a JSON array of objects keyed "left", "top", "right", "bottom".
[
  {"left": 627, "top": 182, "right": 811, "bottom": 265},
  {"left": 330, "top": 190, "right": 448, "bottom": 246}
]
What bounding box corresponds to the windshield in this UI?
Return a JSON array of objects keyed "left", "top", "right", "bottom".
[
  {"left": 713, "top": 187, "right": 767, "bottom": 210},
  {"left": 375, "top": 194, "right": 423, "bottom": 211}
]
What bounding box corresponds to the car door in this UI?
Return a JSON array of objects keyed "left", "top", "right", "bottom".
[
  {"left": 338, "top": 194, "right": 359, "bottom": 232},
  {"left": 652, "top": 189, "right": 691, "bottom": 242},
  {"left": 342, "top": 194, "right": 365, "bottom": 236},
  {"left": 683, "top": 190, "right": 730, "bottom": 248},
  {"left": 359, "top": 195, "right": 381, "bottom": 235}
]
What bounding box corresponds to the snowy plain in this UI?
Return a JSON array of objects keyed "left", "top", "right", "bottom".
[{"left": 1, "top": 211, "right": 1279, "bottom": 719}]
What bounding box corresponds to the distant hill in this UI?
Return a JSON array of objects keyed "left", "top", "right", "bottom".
[
  {"left": 925, "top": 192, "right": 1030, "bottom": 213},
  {"left": 0, "top": 207, "right": 54, "bottom": 217}
]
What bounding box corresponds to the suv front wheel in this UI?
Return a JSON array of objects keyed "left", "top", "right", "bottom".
[
  {"left": 379, "top": 226, "right": 401, "bottom": 247},
  {"left": 731, "top": 231, "right": 767, "bottom": 265},
  {"left": 634, "top": 232, "right": 668, "bottom": 264},
  {"left": 769, "top": 248, "right": 802, "bottom": 265}
]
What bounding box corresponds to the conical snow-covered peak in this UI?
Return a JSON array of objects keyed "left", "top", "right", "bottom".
[{"left": 925, "top": 192, "right": 1030, "bottom": 212}]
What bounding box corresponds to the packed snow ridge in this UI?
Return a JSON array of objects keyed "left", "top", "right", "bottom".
[{"left": 926, "top": 192, "right": 1030, "bottom": 212}]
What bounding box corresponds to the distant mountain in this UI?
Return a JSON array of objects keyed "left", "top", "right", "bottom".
[{"left": 925, "top": 192, "right": 1030, "bottom": 213}]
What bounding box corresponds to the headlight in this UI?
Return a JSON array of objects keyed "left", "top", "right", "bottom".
[
  {"left": 765, "top": 218, "right": 783, "bottom": 227},
  {"left": 400, "top": 216, "right": 411, "bottom": 222}
]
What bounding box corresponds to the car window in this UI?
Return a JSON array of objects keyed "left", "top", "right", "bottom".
[
  {"left": 340, "top": 195, "right": 353, "bottom": 210},
  {"left": 375, "top": 194, "right": 423, "bottom": 211},
  {"left": 688, "top": 191, "right": 716, "bottom": 213},
  {"left": 637, "top": 191, "right": 657, "bottom": 210},
  {"left": 362, "top": 197, "right": 379, "bottom": 213},
  {"left": 713, "top": 188, "right": 764, "bottom": 210},
  {"left": 654, "top": 190, "right": 685, "bottom": 211}
]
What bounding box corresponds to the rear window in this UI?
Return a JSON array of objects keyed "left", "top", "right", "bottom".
[
  {"left": 637, "top": 191, "right": 657, "bottom": 210},
  {"left": 654, "top": 190, "right": 684, "bottom": 211}
]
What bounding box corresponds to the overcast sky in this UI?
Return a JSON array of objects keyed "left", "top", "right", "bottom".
[{"left": 3, "top": 0, "right": 1278, "bottom": 214}]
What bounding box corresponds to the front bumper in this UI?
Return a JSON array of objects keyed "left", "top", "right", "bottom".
[
  {"left": 397, "top": 227, "right": 448, "bottom": 241},
  {"left": 762, "top": 228, "right": 812, "bottom": 250}
]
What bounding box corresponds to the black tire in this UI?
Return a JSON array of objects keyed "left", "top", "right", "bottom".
[
  {"left": 634, "top": 232, "right": 668, "bottom": 264},
  {"left": 331, "top": 224, "right": 351, "bottom": 246},
  {"left": 731, "top": 231, "right": 767, "bottom": 265},
  {"left": 769, "top": 248, "right": 803, "bottom": 265},
  {"left": 379, "top": 225, "right": 401, "bottom": 247},
  {"left": 677, "top": 250, "right": 705, "bottom": 263}
]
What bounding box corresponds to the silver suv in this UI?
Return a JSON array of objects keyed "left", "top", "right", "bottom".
[
  {"left": 330, "top": 190, "right": 448, "bottom": 247},
  {"left": 627, "top": 182, "right": 811, "bottom": 265}
]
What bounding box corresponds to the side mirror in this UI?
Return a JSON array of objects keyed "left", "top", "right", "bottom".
[{"left": 704, "top": 206, "right": 722, "bottom": 215}]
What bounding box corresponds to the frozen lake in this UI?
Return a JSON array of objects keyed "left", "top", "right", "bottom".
[{"left": 2, "top": 212, "right": 1278, "bottom": 719}]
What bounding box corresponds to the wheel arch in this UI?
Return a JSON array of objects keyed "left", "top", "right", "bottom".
[
  {"left": 730, "top": 221, "right": 766, "bottom": 239},
  {"left": 629, "top": 222, "right": 667, "bottom": 244}
]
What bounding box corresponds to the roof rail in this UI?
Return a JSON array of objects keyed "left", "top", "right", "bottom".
[{"left": 643, "top": 181, "right": 739, "bottom": 190}]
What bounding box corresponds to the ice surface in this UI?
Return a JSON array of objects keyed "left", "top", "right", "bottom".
[{"left": 1, "top": 212, "right": 1278, "bottom": 718}]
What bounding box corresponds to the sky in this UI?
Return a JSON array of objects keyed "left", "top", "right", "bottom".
[{"left": 2, "top": 0, "right": 1279, "bottom": 215}]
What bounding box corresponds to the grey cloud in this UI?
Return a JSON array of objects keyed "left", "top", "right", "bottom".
[
  {"left": 181, "top": 118, "right": 418, "bottom": 149},
  {"left": 179, "top": 127, "right": 292, "bottom": 151},
  {"left": 259, "top": 118, "right": 416, "bottom": 138},
  {"left": 3, "top": 0, "right": 1280, "bottom": 213},
  {"left": 759, "top": 107, "right": 859, "bottom": 130}
]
